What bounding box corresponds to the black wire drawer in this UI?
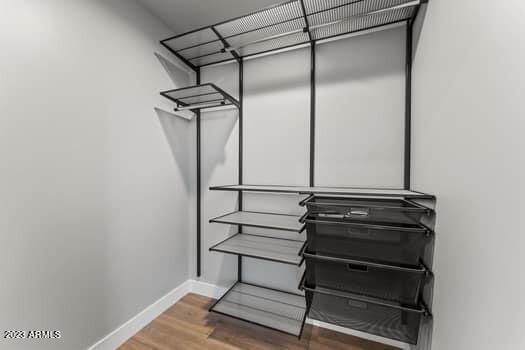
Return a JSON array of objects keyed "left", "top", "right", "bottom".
[
  {"left": 303, "top": 284, "right": 427, "bottom": 345},
  {"left": 302, "top": 196, "right": 432, "bottom": 224},
  {"left": 303, "top": 250, "right": 428, "bottom": 305},
  {"left": 305, "top": 217, "right": 431, "bottom": 266}
]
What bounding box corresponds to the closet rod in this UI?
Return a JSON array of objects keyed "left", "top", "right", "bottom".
[{"left": 174, "top": 101, "right": 226, "bottom": 111}]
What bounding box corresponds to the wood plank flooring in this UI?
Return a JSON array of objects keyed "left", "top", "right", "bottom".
[{"left": 120, "top": 293, "right": 399, "bottom": 350}]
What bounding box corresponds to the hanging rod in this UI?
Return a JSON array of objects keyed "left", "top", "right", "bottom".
[
  {"left": 174, "top": 101, "right": 227, "bottom": 111},
  {"left": 211, "top": 0, "right": 420, "bottom": 55}
]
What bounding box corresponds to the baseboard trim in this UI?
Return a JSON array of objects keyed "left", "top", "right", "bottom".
[
  {"left": 87, "top": 280, "right": 191, "bottom": 350},
  {"left": 88, "top": 279, "right": 411, "bottom": 350},
  {"left": 306, "top": 318, "right": 410, "bottom": 349},
  {"left": 188, "top": 279, "right": 228, "bottom": 299}
]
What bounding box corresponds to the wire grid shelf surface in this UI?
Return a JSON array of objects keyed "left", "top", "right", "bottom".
[
  {"left": 161, "top": 0, "right": 421, "bottom": 67},
  {"left": 209, "top": 233, "right": 305, "bottom": 265},
  {"left": 160, "top": 83, "right": 239, "bottom": 110},
  {"left": 211, "top": 282, "right": 306, "bottom": 336},
  {"left": 209, "top": 184, "right": 435, "bottom": 199},
  {"left": 209, "top": 211, "right": 305, "bottom": 232}
]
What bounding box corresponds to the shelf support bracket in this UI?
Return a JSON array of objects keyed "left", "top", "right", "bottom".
[
  {"left": 211, "top": 26, "right": 241, "bottom": 63},
  {"left": 298, "top": 0, "right": 312, "bottom": 42}
]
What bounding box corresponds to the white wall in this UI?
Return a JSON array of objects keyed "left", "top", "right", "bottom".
[
  {"left": 412, "top": 1, "right": 525, "bottom": 350},
  {"left": 0, "top": 1, "right": 192, "bottom": 349}
]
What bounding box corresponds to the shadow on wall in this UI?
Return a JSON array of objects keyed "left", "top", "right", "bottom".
[
  {"left": 200, "top": 108, "right": 239, "bottom": 286},
  {"left": 416, "top": 317, "right": 434, "bottom": 350},
  {"left": 155, "top": 107, "right": 194, "bottom": 190},
  {"left": 201, "top": 109, "right": 238, "bottom": 187},
  {"left": 204, "top": 216, "right": 239, "bottom": 287},
  {"left": 155, "top": 52, "right": 190, "bottom": 86},
  {"left": 412, "top": 3, "right": 428, "bottom": 61}
]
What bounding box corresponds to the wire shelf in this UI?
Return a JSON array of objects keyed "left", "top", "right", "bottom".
[
  {"left": 209, "top": 233, "right": 305, "bottom": 265},
  {"left": 160, "top": 83, "right": 239, "bottom": 111},
  {"left": 210, "top": 282, "right": 307, "bottom": 337},
  {"left": 209, "top": 184, "right": 435, "bottom": 199},
  {"left": 161, "top": 0, "right": 422, "bottom": 68},
  {"left": 209, "top": 211, "right": 306, "bottom": 232}
]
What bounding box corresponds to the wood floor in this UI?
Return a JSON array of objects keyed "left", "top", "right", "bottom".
[{"left": 119, "top": 293, "right": 398, "bottom": 350}]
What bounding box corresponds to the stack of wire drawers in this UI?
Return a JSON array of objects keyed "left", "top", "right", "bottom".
[{"left": 300, "top": 196, "right": 433, "bottom": 345}]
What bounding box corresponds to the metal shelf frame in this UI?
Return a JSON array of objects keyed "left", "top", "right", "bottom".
[
  {"left": 158, "top": 0, "right": 432, "bottom": 340},
  {"left": 161, "top": 0, "right": 428, "bottom": 280},
  {"left": 160, "top": 0, "right": 426, "bottom": 68},
  {"left": 209, "top": 184, "right": 435, "bottom": 199}
]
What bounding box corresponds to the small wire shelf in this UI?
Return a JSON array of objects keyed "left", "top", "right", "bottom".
[
  {"left": 161, "top": 0, "right": 423, "bottom": 68},
  {"left": 160, "top": 83, "right": 240, "bottom": 111}
]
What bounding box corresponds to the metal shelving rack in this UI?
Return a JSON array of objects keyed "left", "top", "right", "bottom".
[
  {"left": 160, "top": 0, "right": 425, "bottom": 69},
  {"left": 160, "top": 0, "right": 430, "bottom": 339}
]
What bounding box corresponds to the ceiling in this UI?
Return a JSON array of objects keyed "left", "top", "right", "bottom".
[{"left": 137, "top": 0, "right": 282, "bottom": 35}]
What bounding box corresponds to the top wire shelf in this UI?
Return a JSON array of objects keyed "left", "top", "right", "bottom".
[
  {"left": 161, "top": 0, "right": 424, "bottom": 68},
  {"left": 209, "top": 184, "right": 435, "bottom": 199}
]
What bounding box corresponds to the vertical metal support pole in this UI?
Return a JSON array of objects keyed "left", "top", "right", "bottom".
[
  {"left": 404, "top": 21, "right": 413, "bottom": 190},
  {"left": 196, "top": 69, "right": 202, "bottom": 277},
  {"left": 237, "top": 59, "right": 244, "bottom": 282},
  {"left": 309, "top": 42, "right": 316, "bottom": 187}
]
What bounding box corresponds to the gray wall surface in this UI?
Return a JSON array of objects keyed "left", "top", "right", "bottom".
[
  {"left": 0, "top": 1, "right": 191, "bottom": 349},
  {"left": 412, "top": 1, "right": 525, "bottom": 350},
  {"left": 316, "top": 28, "right": 406, "bottom": 188}
]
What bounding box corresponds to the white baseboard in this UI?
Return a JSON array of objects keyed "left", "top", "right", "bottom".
[
  {"left": 188, "top": 279, "right": 228, "bottom": 299},
  {"left": 306, "top": 318, "right": 410, "bottom": 349},
  {"left": 87, "top": 280, "right": 191, "bottom": 350},
  {"left": 88, "top": 279, "right": 410, "bottom": 350}
]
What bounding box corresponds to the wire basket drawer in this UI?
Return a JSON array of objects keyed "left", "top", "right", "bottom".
[
  {"left": 303, "top": 196, "right": 431, "bottom": 224},
  {"left": 305, "top": 217, "right": 430, "bottom": 266},
  {"left": 304, "top": 285, "right": 425, "bottom": 345},
  {"left": 303, "top": 251, "right": 427, "bottom": 305}
]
